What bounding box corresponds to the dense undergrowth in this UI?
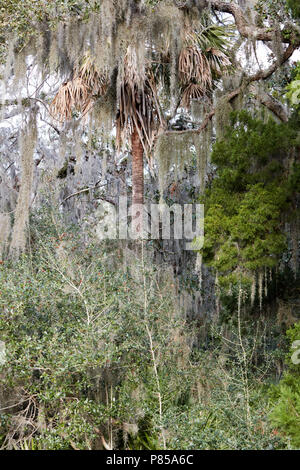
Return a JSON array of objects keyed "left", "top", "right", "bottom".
[{"left": 0, "top": 208, "right": 299, "bottom": 450}]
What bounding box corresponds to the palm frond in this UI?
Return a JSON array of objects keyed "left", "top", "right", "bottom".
[
  {"left": 179, "top": 23, "right": 233, "bottom": 108},
  {"left": 181, "top": 83, "right": 205, "bottom": 108},
  {"left": 50, "top": 53, "right": 108, "bottom": 121},
  {"left": 186, "top": 24, "right": 234, "bottom": 52},
  {"left": 206, "top": 47, "right": 231, "bottom": 75},
  {"left": 116, "top": 47, "right": 162, "bottom": 159},
  {"left": 50, "top": 81, "right": 76, "bottom": 121},
  {"left": 179, "top": 46, "right": 212, "bottom": 88}
]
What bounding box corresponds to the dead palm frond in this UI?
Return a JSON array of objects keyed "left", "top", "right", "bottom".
[
  {"left": 206, "top": 47, "right": 231, "bottom": 75},
  {"left": 181, "top": 83, "right": 205, "bottom": 108},
  {"left": 50, "top": 53, "right": 108, "bottom": 122},
  {"left": 116, "top": 47, "right": 162, "bottom": 161},
  {"left": 179, "top": 23, "right": 233, "bottom": 108},
  {"left": 78, "top": 53, "right": 108, "bottom": 96},
  {"left": 50, "top": 81, "right": 76, "bottom": 121},
  {"left": 179, "top": 46, "right": 212, "bottom": 88}
]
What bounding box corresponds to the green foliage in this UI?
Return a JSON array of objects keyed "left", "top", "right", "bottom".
[
  {"left": 286, "top": 62, "right": 300, "bottom": 108},
  {"left": 166, "top": 318, "right": 286, "bottom": 450},
  {"left": 270, "top": 322, "right": 300, "bottom": 448},
  {"left": 286, "top": 0, "right": 300, "bottom": 18},
  {"left": 0, "top": 207, "right": 286, "bottom": 450},
  {"left": 200, "top": 111, "right": 298, "bottom": 287},
  {"left": 0, "top": 0, "right": 103, "bottom": 62},
  {"left": 0, "top": 218, "right": 119, "bottom": 448},
  {"left": 0, "top": 208, "right": 198, "bottom": 449}
]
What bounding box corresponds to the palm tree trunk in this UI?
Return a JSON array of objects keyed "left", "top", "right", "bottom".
[{"left": 131, "top": 125, "right": 144, "bottom": 206}]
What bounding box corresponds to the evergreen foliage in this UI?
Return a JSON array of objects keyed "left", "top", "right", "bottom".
[
  {"left": 270, "top": 322, "right": 300, "bottom": 448},
  {"left": 201, "top": 111, "right": 299, "bottom": 289}
]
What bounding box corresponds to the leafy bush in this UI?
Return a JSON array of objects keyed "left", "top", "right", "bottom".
[
  {"left": 270, "top": 322, "right": 300, "bottom": 449},
  {"left": 0, "top": 208, "right": 288, "bottom": 450},
  {"left": 0, "top": 209, "right": 195, "bottom": 449}
]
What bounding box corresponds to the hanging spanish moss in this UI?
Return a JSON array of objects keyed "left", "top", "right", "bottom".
[
  {"left": 72, "top": 122, "right": 84, "bottom": 175},
  {"left": 2, "top": 36, "right": 15, "bottom": 82},
  {"left": 195, "top": 252, "right": 203, "bottom": 304},
  {"left": 191, "top": 100, "right": 205, "bottom": 123},
  {"left": 245, "top": 38, "right": 252, "bottom": 68},
  {"left": 214, "top": 92, "right": 233, "bottom": 140},
  {"left": 36, "top": 30, "right": 51, "bottom": 75},
  {"left": 170, "top": 29, "right": 182, "bottom": 112},
  {"left": 250, "top": 273, "right": 256, "bottom": 307},
  {"left": 264, "top": 268, "right": 268, "bottom": 298},
  {"left": 0, "top": 38, "right": 15, "bottom": 120},
  {"left": 12, "top": 48, "right": 27, "bottom": 93},
  {"left": 59, "top": 132, "right": 67, "bottom": 161},
  {"left": 271, "top": 21, "right": 285, "bottom": 65},
  {"left": 154, "top": 2, "right": 183, "bottom": 111},
  {"left": 0, "top": 213, "right": 10, "bottom": 260},
  {"left": 258, "top": 270, "right": 263, "bottom": 312},
  {"left": 290, "top": 217, "right": 299, "bottom": 278},
  {"left": 155, "top": 131, "right": 195, "bottom": 201},
  {"left": 9, "top": 110, "right": 37, "bottom": 257},
  {"left": 48, "top": 32, "right": 59, "bottom": 73},
  {"left": 179, "top": 288, "right": 194, "bottom": 318},
  {"left": 64, "top": 20, "right": 87, "bottom": 70},
  {"left": 194, "top": 119, "right": 212, "bottom": 191},
  {"left": 2, "top": 0, "right": 233, "bottom": 258}
]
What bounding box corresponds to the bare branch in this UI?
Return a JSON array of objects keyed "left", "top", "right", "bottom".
[
  {"left": 61, "top": 182, "right": 111, "bottom": 205},
  {"left": 208, "top": 0, "right": 299, "bottom": 44}
]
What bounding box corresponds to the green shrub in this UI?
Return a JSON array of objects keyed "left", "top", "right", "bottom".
[
  {"left": 270, "top": 322, "right": 300, "bottom": 449},
  {"left": 0, "top": 208, "right": 289, "bottom": 450}
]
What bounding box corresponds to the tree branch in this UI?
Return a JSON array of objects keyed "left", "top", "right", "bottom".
[
  {"left": 208, "top": 0, "right": 299, "bottom": 44},
  {"left": 165, "top": 38, "right": 298, "bottom": 137},
  {"left": 253, "top": 88, "right": 288, "bottom": 122},
  {"left": 174, "top": 1, "right": 300, "bottom": 43}
]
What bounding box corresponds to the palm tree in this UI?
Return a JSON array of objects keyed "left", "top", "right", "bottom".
[
  {"left": 115, "top": 46, "right": 160, "bottom": 206},
  {"left": 51, "top": 47, "right": 160, "bottom": 206},
  {"left": 50, "top": 19, "right": 231, "bottom": 206}
]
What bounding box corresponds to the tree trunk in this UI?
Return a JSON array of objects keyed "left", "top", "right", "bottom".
[{"left": 131, "top": 125, "right": 144, "bottom": 206}]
